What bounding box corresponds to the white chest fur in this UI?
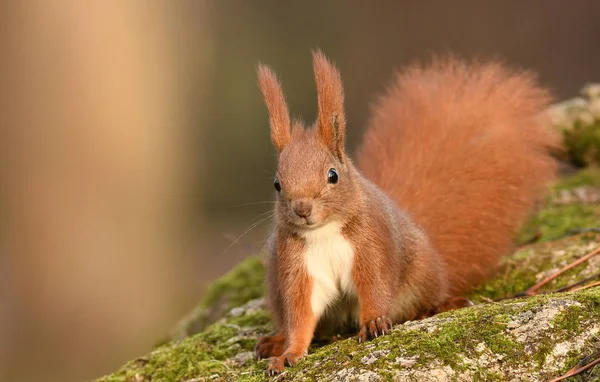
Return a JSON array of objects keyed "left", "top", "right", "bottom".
[{"left": 301, "top": 221, "right": 355, "bottom": 319}]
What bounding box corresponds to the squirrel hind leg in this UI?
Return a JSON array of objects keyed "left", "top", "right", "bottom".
[
  {"left": 435, "top": 296, "right": 474, "bottom": 314},
  {"left": 405, "top": 297, "right": 474, "bottom": 321},
  {"left": 254, "top": 332, "right": 286, "bottom": 360}
]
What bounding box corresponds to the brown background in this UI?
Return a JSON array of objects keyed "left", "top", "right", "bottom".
[{"left": 1, "top": 1, "right": 599, "bottom": 381}]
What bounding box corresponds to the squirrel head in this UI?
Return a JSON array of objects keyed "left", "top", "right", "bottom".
[{"left": 257, "top": 50, "right": 356, "bottom": 230}]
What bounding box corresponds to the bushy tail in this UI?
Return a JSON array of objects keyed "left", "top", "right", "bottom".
[{"left": 357, "top": 57, "right": 560, "bottom": 295}]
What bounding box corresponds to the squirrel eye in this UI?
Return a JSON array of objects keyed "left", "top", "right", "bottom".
[
  {"left": 327, "top": 168, "right": 338, "bottom": 184},
  {"left": 274, "top": 176, "right": 281, "bottom": 192}
]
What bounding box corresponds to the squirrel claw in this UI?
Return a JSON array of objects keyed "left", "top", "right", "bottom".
[
  {"left": 267, "top": 356, "right": 284, "bottom": 376},
  {"left": 266, "top": 353, "right": 302, "bottom": 376},
  {"left": 358, "top": 315, "right": 393, "bottom": 342}
]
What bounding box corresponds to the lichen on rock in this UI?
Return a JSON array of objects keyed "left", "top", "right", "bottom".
[{"left": 98, "top": 284, "right": 600, "bottom": 381}]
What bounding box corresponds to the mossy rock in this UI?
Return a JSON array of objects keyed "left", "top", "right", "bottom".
[
  {"left": 164, "top": 255, "right": 266, "bottom": 344},
  {"left": 98, "top": 233, "right": 600, "bottom": 382},
  {"left": 99, "top": 167, "right": 600, "bottom": 381},
  {"left": 547, "top": 83, "right": 600, "bottom": 167},
  {"left": 99, "top": 287, "right": 600, "bottom": 381},
  {"left": 518, "top": 166, "right": 600, "bottom": 245}
]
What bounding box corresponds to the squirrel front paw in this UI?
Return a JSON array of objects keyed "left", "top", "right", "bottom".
[
  {"left": 357, "top": 315, "right": 393, "bottom": 342},
  {"left": 255, "top": 333, "right": 285, "bottom": 360},
  {"left": 266, "top": 352, "right": 303, "bottom": 376}
]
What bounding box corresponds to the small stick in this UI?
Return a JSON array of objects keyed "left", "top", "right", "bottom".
[
  {"left": 524, "top": 246, "right": 600, "bottom": 296},
  {"left": 569, "top": 280, "right": 600, "bottom": 293},
  {"left": 549, "top": 353, "right": 600, "bottom": 382},
  {"left": 493, "top": 291, "right": 529, "bottom": 302},
  {"left": 555, "top": 271, "right": 600, "bottom": 293}
]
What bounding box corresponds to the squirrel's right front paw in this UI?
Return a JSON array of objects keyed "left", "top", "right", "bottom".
[
  {"left": 255, "top": 334, "right": 285, "bottom": 360},
  {"left": 357, "top": 315, "right": 393, "bottom": 342},
  {"left": 266, "top": 352, "right": 303, "bottom": 376}
]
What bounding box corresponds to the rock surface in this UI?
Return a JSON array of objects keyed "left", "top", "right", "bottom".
[{"left": 99, "top": 90, "right": 600, "bottom": 381}]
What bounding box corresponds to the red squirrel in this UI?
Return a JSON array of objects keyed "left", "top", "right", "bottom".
[{"left": 254, "top": 50, "right": 559, "bottom": 375}]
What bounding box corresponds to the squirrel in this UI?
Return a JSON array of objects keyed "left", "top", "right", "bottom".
[{"left": 253, "top": 50, "right": 559, "bottom": 375}]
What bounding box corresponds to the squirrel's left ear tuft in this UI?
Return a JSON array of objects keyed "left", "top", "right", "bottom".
[
  {"left": 257, "top": 63, "right": 291, "bottom": 152},
  {"left": 312, "top": 49, "right": 346, "bottom": 161}
]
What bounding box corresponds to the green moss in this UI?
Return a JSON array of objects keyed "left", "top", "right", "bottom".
[
  {"left": 476, "top": 371, "right": 504, "bottom": 382},
  {"left": 534, "top": 337, "right": 554, "bottom": 370},
  {"left": 471, "top": 254, "right": 539, "bottom": 301},
  {"left": 306, "top": 305, "right": 504, "bottom": 377},
  {"left": 227, "top": 309, "right": 271, "bottom": 328},
  {"left": 423, "top": 307, "right": 522, "bottom": 366},
  {"left": 573, "top": 286, "right": 600, "bottom": 306},
  {"left": 520, "top": 203, "right": 600, "bottom": 243},
  {"left": 100, "top": 307, "right": 273, "bottom": 382},
  {"left": 552, "top": 305, "right": 587, "bottom": 335}
]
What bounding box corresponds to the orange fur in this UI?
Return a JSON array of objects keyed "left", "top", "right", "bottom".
[
  {"left": 313, "top": 50, "right": 347, "bottom": 160},
  {"left": 257, "top": 64, "right": 291, "bottom": 152},
  {"left": 357, "top": 57, "right": 560, "bottom": 294},
  {"left": 254, "top": 51, "right": 559, "bottom": 375}
]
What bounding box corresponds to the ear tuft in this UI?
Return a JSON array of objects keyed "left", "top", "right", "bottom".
[
  {"left": 257, "top": 63, "right": 291, "bottom": 152},
  {"left": 312, "top": 49, "right": 346, "bottom": 160}
]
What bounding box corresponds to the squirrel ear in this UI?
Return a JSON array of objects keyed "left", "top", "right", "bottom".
[
  {"left": 312, "top": 49, "right": 346, "bottom": 161},
  {"left": 257, "top": 64, "right": 291, "bottom": 152}
]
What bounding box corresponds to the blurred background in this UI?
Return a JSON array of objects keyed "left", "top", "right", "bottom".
[{"left": 0, "top": 1, "right": 599, "bottom": 381}]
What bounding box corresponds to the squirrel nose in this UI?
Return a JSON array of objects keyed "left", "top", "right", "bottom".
[{"left": 292, "top": 199, "right": 313, "bottom": 218}]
